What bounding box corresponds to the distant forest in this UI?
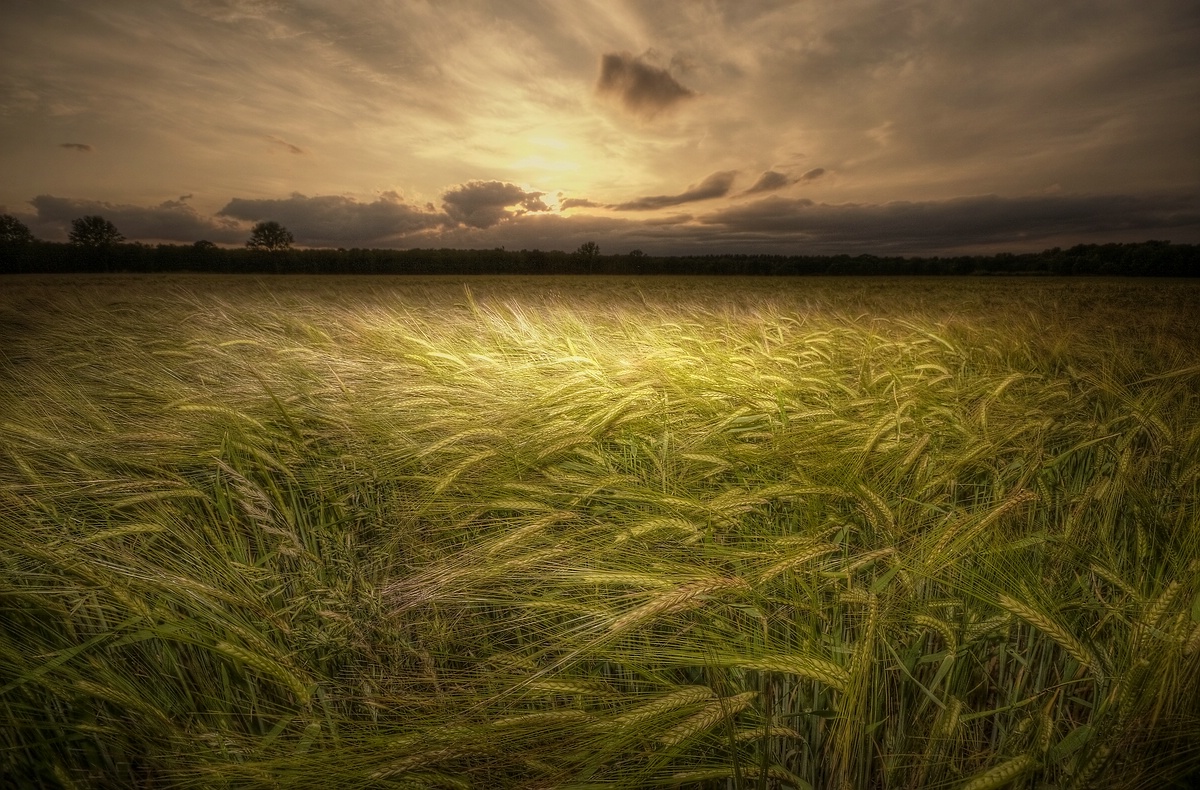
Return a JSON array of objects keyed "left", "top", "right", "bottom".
[{"left": 2, "top": 238, "right": 1198, "bottom": 277}]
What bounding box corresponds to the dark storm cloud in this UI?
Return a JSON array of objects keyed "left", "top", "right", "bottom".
[
  {"left": 611, "top": 171, "right": 737, "bottom": 211},
  {"left": 800, "top": 168, "right": 826, "bottom": 182},
  {"left": 217, "top": 192, "right": 444, "bottom": 245},
  {"left": 596, "top": 52, "right": 696, "bottom": 118},
  {"left": 59, "top": 143, "right": 94, "bottom": 152},
  {"left": 29, "top": 194, "right": 242, "bottom": 243},
  {"left": 266, "top": 135, "right": 305, "bottom": 155},
  {"left": 699, "top": 192, "right": 1200, "bottom": 252},
  {"left": 441, "top": 181, "right": 550, "bottom": 228}
]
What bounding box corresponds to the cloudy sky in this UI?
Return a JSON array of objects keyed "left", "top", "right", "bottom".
[{"left": 2, "top": 0, "right": 1199, "bottom": 255}]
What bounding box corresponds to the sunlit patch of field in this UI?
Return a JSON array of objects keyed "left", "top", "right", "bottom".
[{"left": 2, "top": 274, "right": 1199, "bottom": 789}]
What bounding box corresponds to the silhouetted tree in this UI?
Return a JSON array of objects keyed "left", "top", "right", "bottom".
[
  {"left": 575, "top": 240, "right": 599, "bottom": 274},
  {"left": 1, "top": 214, "right": 35, "bottom": 245},
  {"left": 193, "top": 239, "right": 217, "bottom": 251},
  {"left": 69, "top": 215, "right": 124, "bottom": 247},
  {"left": 246, "top": 221, "right": 294, "bottom": 252}
]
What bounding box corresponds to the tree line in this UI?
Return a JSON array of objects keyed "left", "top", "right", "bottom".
[{"left": 2, "top": 213, "right": 1198, "bottom": 276}]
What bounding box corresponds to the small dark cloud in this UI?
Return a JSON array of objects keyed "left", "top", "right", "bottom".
[
  {"left": 611, "top": 171, "right": 737, "bottom": 211},
  {"left": 29, "top": 194, "right": 242, "bottom": 243},
  {"left": 597, "top": 52, "right": 696, "bottom": 118},
  {"left": 59, "top": 143, "right": 93, "bottom": 152},
  {"left": 743, "top": 171, "right": 791, "bottom": 195},
  {"left": 741, "top": 168, "right": 826, "bottom": 196},
  {"left": 266, "top": 135, "right": 305, "bottom": 154},
  {"left": 441, "top": 181, "right": 550, "bottom": 228},
  {"left": 218, "top": 192, "right": 444, "bottom": 245},
  {"left": 520, "top": 194, "right": 550, "bottom": 212},
  {"left": 699, "top": 192, "right": 1200, "bottom": 252},
  {"left": 560, "top": 197, "right": 602, "bottom": 210}
]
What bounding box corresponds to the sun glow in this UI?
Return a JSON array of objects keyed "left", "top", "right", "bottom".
[{"left": 510, "top": 154, "right": 580, "bottom": 173}]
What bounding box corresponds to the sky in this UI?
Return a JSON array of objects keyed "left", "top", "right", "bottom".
[{"left": 2, "top": 0, "right": 1199, "bottom": 256}]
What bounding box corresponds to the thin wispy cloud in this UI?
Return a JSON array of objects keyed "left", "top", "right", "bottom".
[
  {"left": 610, "top": 171, "right": 737, "bottom": 211},
  {"left": 266, "top": 135, "right": 305, "bottom": 155},
  {"left": 740, "top": 168, "right": 826, "bottom": 196},
  {"left": 59, "top": 143, "right": 93, "bottom": 152},
  {"left": 743, "top": 171, "right": 791, "bottom": 195},
  {"left": 559, "top": 198, "right": 603, "bottom": 210}
]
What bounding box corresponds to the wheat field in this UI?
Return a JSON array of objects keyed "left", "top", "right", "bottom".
[{"left": 2, "top": 274, "right": 1199, "bottom": 789}]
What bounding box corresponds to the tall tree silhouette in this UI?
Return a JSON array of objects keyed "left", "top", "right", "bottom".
[
  {"left": 1, "top": 214, "right": 35, "bottom": 245},
  {"left": 246, "top": 221, "right": 294, "bottom": 252},
  {"left": 575, "top": 241, "right": 599, "bottom": 273},
  {"left": 69, "top": 215, "right": 124, "bottom": 247}
]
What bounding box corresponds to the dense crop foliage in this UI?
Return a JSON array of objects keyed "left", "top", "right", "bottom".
[{"left": 2, "top": 275, "right": 1199, "bottom": 789}]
